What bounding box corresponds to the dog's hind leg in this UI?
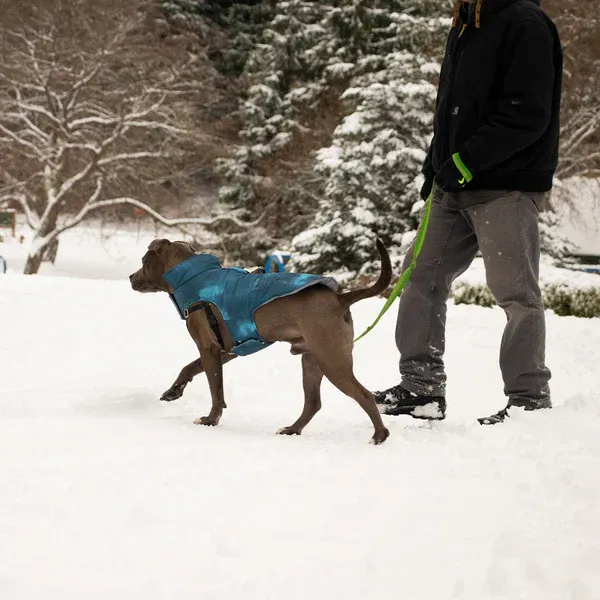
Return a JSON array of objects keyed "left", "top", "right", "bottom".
[
  {"left": 277, "top": 353, "right": 324, "bottom": 436},
  {"left": 161, "top": 353, "right": 237, "bottom": 402},
  {"left": 317, "top": 355, "right": 389, "bottom": 445},
  {"left": 303, "top": 320, "right": 389, "bottom": 444}
]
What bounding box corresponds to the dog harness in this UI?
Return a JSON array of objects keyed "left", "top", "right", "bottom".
[{"left": 163, "top": 254, "right": 338, "bottom": 356}]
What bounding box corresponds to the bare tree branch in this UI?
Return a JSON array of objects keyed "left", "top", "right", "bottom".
[
  {"left": 97, "top": 152, "right": 163, "bottom": 166},
  {"left": 0, "top": 0, "right": 232, "bottom": 273},
  {"left": 0, "top": 122, "right": 47, "bottom": 159},
  {"left": 60, "top": 197, "right": 273, "bottom": 235}
]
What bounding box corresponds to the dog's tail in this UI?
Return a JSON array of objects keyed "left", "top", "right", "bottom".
[{"left": 338, "top": 238, "right": 392, "bottom": 308}]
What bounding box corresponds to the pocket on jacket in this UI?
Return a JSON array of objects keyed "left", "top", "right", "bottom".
[{"left": 450, "top": 98, "right": 479, "bottom": 150}]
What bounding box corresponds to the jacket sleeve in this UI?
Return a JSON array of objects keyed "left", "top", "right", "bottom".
[
  {"left": 460, "top": 19, "right": 557, "bottom": 172},
  {"left": 421, "top": 141, "right": 435, "bottom": 177}
]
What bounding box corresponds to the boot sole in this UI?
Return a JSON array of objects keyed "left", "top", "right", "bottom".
[
  {"left": 379, "top": 401, "right": 446, "bottom": 420},
  {"left": 477, "top": 414, "right": 507, "bottom": 425}
]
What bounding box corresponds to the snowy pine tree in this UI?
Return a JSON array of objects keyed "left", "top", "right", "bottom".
[
  {"left": 216, "top": 0, "right": 336, "bottom": 214},
  {"left": 214, "top": 0, "right": 448, "bottom": 267},
  {"left": 292, "top": 53, "right": 439, "bottom": 278},
  {"left": 159, "top": 1, "right": 275, "bottom": 77},
  {"left": 539, "top": 209, "right": 572, "bottom": 261},
  {"left": 291, "top": 1, "right": 448, "bottom": 279}
]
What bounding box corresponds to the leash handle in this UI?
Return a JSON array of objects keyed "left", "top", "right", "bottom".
[{"left": 354, "top": 185, "right": 435, "bottom": 343}]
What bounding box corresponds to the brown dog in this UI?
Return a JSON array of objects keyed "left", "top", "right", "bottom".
[{"left": 129, "top": 238, "right": 391, "bottom": 444}]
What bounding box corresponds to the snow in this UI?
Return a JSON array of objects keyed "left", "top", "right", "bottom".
[
  {"left": 1, "top": 227, "right": 600, "bottom": 600},
  {"left": 316, "top": 145, "right": 343, "bottom": 169},
  {"left": 0, "top": 223, "right": 187, "bottom": 281},
  {"left": 337, "top": 112, "right": 363, "bottom": 136},
  {"left": 555, "top": 177, "right": 600, "bottom": 256},
  {"left": 456, "top": 256, "right": 600, "bottom": 291}
]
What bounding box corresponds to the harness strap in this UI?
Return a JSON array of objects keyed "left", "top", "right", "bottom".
[{"left": 183, "top": 301, "right": 225, "bottom": 349}]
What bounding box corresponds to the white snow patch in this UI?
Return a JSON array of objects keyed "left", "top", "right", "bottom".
[
  {"left": 456, "top": 256, "right": 600, "bottom": 291},
  {"left": 411, "top": 402, "right": 444, "bottom": 420},
  {"left": 316, "top": 145, "right": 343, "bottom": 169},
  {"left": 1, "top": 226, "right": 600, "bottom": 599}
]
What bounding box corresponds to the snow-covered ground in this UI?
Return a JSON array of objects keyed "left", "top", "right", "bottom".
[
  {"left": 1, "top": 227, "right": 600, "bottom": 600},
  {"left": 0, "top": 221, "right": 175, "bottom": 281}
]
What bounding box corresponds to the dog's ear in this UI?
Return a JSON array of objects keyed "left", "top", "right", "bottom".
[
  {"left": 148, "top": 239, "right": 171, "bottom": 254},
  {"left": 179, "top": 241, "right": 197, "bottom": 253}
]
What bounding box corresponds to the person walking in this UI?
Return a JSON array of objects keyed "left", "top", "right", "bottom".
[{"left": 375, "top": 0, "right": 563, "bottom": 424}]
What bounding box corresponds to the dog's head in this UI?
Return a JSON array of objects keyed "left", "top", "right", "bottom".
[{"left": 129, "top": 238, "right": 197, "bottom": 293}]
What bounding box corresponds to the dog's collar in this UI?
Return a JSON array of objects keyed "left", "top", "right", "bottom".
[{"left": 163, "top": 254, "right": 221, "bottom": 290}]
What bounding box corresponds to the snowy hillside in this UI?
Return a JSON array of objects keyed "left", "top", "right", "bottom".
[{"left": 1, "top": 231, "right": 599, "bottom": 599}]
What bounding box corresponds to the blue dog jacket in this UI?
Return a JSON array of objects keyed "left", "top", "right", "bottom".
[{"left": 163, "top": 255, "right": 338, "bottom": 356}]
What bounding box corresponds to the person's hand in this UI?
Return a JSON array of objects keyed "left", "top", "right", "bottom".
[{"left": 435, "top": 153, "right": 473, "bottom": 192}]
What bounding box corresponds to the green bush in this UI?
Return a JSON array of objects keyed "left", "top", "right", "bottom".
[
  {"left": 451, "top": 281, "right": 600, "bottom": 318},
  {"left": 543, "top": 283, "right": 600, "bottom": 318},
  {"left": 452, "top": 283, "right": 496, "bottom": 308}
]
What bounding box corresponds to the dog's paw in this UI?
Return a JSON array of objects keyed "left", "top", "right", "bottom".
[
  {"left": 369, "top": 427, "right": 390, "bottom": 445},
  {"left": 194, "top": 416, "right": 219, "bottom": 426},
  {"left": 160, "top": 383, "right": 186, "bottom": 402},
  {"left": 276, "top": 426, "right": 301, "bottom": 436}
]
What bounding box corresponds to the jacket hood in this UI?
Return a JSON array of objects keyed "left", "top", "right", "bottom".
[{"left": 453, "top": 0, "right": 542, "bottom": 29}]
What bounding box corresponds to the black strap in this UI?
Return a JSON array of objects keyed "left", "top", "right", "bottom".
[{"left": 183, "top": 301, "right": 225, "bottom": 348}]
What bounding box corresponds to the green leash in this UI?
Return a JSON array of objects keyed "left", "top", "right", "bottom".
[{"left": 354, "top": 185, "right": 435, "bottom": 343}]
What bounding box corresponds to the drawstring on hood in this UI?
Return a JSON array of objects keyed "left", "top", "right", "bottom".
[
  {"left": 452, "top": 0, "right": 484, "bottom": 29},
  {"left": 475, "top": 0, "right": 482, "bottom": 28},
  {"left": 452, "top": 0, "right": 461, "bottom": 27}
]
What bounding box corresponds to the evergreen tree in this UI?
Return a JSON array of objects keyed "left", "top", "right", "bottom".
[
  {"left": 292, "top": 53, "right": 438, "bottom": 278},
  {"left": 216, "top": 0, "right": 337, "bottom": 213},
  {"left": 213, "top": 0, "right": 344, "bottom": 257},
  {"left": 215, "top": 0, "right": 448, "bottom": 269},
  {"left": 159, "top": 1, "right": 274, "bottom": 77},
  {"left": 291, "top": 1, "right": 447, "bottom": 279}
]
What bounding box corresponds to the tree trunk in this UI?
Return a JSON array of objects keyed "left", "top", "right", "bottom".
[
  {"left": 43, "top": 238, "right": 59, "bottom": 264},
  {"left": 24, "top": 229, "right": 57, "bottom": 274},
  {"left": 23, "top": 248, "right": 45, "bottom": 274},
  {"left": 23, "top": 208, "right": 58, "bottom": 274}
]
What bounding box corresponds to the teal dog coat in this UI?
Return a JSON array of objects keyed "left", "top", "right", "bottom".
[{"left": 163, "top": 255, "right": 338, "bottom": 356}]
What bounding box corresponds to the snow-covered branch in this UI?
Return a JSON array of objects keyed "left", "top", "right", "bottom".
[
  {"left": 0, "top": 122, "right": 47, "bottom": 159},
  {"left": 558, "top": 107, "right": 600, "bottom": 178},
  {"left": 0, "top": 185, "right": 38, "bottom": 230},
  {"left": 0, "top": 0, "right": 220, "bottom": 274},
  {"left": 12, "top": 193, "right": 39, "bottom": 230},
  {"left": 59, "top": 197, "right": 273, "bottom": 235}
]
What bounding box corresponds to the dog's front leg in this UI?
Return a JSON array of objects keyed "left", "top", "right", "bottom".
[
  {"left": 192, "top": 312, "right": 227, "bottom": 427},
  {"left": 195, "top": 345, "right": 225, "bottom": 426},
  {"left": 160, "top": 358, "right": 205, "bottom": 402},
  {"left": 161, "top": 352, "right": 237, "bottom": 403}
]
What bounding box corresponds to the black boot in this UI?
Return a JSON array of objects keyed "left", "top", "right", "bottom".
[
  {"left": 478, "top": 397, "right": 552, "bottom": 425},
  {"left": 374, "top": 383, "right": 446, "bottom": 420}
]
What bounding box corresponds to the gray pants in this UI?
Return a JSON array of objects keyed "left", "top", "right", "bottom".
[{"left": 396, "top": 187, "right": 551, "bottom": 404}]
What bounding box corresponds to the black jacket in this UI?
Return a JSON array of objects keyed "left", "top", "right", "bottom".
[{"left": 423, "top": 0, "right": 563, "bottom": 192}]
